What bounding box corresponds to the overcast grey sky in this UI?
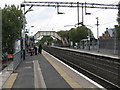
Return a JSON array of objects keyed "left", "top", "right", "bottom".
[{"left": 0, "top": 0, "right": 119, "bottom": 38}]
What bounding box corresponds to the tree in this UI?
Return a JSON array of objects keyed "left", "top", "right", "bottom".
[
  {"left": 37, "top": 36, "right": 54, "bottom": 45},
  {"left": 57, "top": 30, "right": 69, "bottom": 38},
  {"left": 69, "top": 26, "right": 94, "bottom": 43},
  {"left": 57, "top": 30, "right": 69, "bottom": 43},
  {"left": 2, "top": 5, "right": 24, "bottom": 53},
  {"left": 57, "top": 26, "right": 94, "bottom": 45},
  {"left": 69, "top": 28, "right": 77, "bottom": 42}
]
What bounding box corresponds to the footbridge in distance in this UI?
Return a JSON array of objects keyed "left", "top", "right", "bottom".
[{"left": 34, "top": 31, "right": 68, "bottom": 45}]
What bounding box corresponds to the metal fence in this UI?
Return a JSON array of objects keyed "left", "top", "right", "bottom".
[
  {"left": 78, "top": 39, "right": 119, "bottom": 56},
  {"left": 13, "top": 51, "right": 22, "bottom": 71},
  {"left": 99, "top": 39, "right": 118, "bottom": 55},
  {"left": 79, "top": 39, "right": 97, "bottom": 50}
]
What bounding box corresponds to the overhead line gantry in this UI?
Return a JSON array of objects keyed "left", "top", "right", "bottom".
[
  {"left": 21, "top": 1, "right": 118, "bottom": 9},
  {"left": 21, "top": 1, "right": 118, "bottom": 26}
]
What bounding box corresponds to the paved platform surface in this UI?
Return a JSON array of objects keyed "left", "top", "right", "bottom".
[
  {"left": 11, "top": 52, "right": 72, "bottom": 89},
  {"left": 0, "top": 62, "right": 13, "bottom": 89},
  {"left": 2, "top": 50, "right": 104, "bottom": 89}
]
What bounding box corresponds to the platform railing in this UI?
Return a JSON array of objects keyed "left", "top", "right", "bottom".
[{"left": 13, "top": 51, "right": 22, "bottom": 71}]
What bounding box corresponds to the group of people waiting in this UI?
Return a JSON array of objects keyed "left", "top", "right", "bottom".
[{"left": 28, "top": 44, "right": 42, "bottom": 56}]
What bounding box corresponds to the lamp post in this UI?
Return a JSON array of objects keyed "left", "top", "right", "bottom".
[
  {"left": 21, "top": 4, "right": 33, "bottom": 60},
  {"left": 96, "top": 17, "right": 99, "bottom": 52}
]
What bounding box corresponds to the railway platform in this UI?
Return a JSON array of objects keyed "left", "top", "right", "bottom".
[
  {"left": 2, "top": 50, "right": 104, "bottom": 89},
  {"left": 54, "top": 46, "right": 119, "bottom": 59}
]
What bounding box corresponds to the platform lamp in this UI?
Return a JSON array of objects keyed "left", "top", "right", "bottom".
[{"left": 21, "top": 4, "right": 33, "bottom": 60}]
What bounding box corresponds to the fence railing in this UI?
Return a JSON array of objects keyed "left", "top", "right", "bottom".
[
  {"left": 73, "top": 39, "right": 120, "bottom": 57},
  {"left": 13, "top": 51, "right": 22, "bottom": 71}
]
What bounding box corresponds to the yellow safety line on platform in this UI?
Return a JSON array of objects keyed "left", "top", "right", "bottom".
[
  {"left": 3, "top": 73, "right": 18, "bottom": 88},
  {"left": 43, "top": 51, "right": 82, "bottom": 89}
]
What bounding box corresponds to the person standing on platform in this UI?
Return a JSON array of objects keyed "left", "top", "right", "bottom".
[
  {"left": 38, "top": 44, "right": 42, "bottom": 54},
  {"left": 29, "top": 47, "right": 33, "bottom": 56},
  {"left": 34, "top": 46, "right": 38, "bottom": 55}
]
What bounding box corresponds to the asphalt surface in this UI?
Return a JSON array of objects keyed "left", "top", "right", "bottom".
[{"left": 12, "top": 53, "right": 72, "bottom": 89}]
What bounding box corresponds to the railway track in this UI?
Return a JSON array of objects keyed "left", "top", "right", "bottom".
[{"left": 43, "top": 46, "right": 120, "bottom": 89}]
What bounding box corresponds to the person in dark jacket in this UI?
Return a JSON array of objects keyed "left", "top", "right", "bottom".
[
  {"left": 34, "top": 46, "right": 38, "bottom": 55},
  {"left": 38, "top": 44, "right": 42, "bottom": 54}
]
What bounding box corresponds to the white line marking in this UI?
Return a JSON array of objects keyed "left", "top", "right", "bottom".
[
  {"left": 44, "top": 50, "right": 105, "bottom": 89},
  {"left": 24, "top": 66, "right": 32, "bottom": 69},
  {"left": 33, "top": 60, "right": 46, "bottom": 89}
]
